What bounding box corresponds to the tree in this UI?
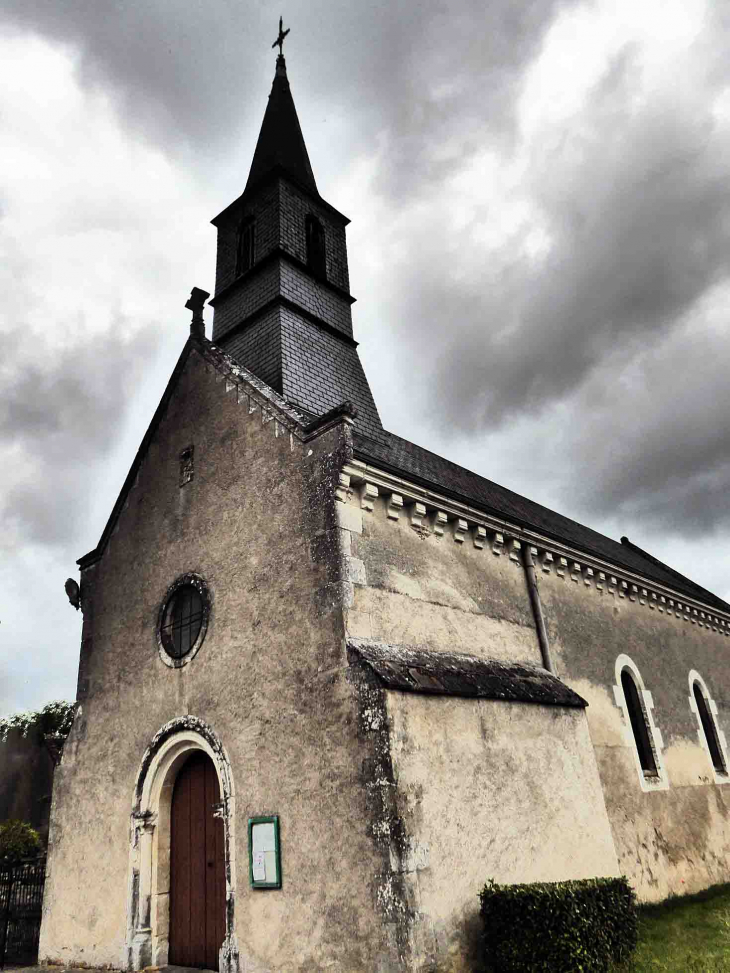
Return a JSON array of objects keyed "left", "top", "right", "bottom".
[
  {"left": 0, "top": 820, "right": 42, "bottom": 863},
  {"left": 0, "top": 701, "right": 76, "bottom": 744}
]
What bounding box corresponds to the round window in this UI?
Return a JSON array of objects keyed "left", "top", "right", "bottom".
[{"left": 157, "top": 575, "right": 209, "bottom": 665}]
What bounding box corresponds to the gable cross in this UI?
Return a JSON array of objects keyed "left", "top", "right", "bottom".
[{"left": 272, "top": 16, "right": 290, "bottom": 56}]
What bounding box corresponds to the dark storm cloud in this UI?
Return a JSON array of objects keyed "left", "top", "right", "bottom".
[
  {"left": 2, "top": 0, "right": 252, "bottom": 154},
  {"left": 3, "top": 0, "right": 728, "bottom": 550},
  {"left": 366, "top": 16, "right": 730, "bottom": 540},
  {"left": 407, "top": 44, "right": 730, "bottom": 427},
  {"left": 563, "top": 328, "right": 730, "bottom": 538},
  {"left": 360, "top": 0, "right": 565, "bottom": 202},
  {"left": 0, "top": 322, "right": 160, "bottom": 547},
  {"left": 1, "top": 0, "right": 565, "bottom": 168}
]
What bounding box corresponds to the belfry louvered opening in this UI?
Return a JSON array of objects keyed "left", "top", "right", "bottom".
[
  {"left": 305, "top": 214, "right": 326, "bottom": 278},
  {"left": 621, "top": 668, "right": 658, "bottom": 777},
  {"left": 237, "top": 217, "right": 255, "bottom": 275}
]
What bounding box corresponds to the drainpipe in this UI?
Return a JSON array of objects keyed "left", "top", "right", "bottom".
[{"left": 522, "top": 544, "right": 555, "bottom": 675}]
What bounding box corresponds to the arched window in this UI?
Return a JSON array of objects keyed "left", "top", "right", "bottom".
[
  {"left": 689, "top": 672, "right": 728, "bottom": 778},
  {"left": 621, "top": 668, "right": 657, "bottom": 776},
  {"left": 236, "top": 217, "right": 255, "bottom": 275},
  {"left": 305, "top": 214, "right": 326, "bottom": 278},
  {"left": 614, "top": 654, "right": 667, "bottom": 790}
]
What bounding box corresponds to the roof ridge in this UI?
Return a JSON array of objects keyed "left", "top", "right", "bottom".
[
  {"left": 374, "top": 428, "right": 614, "bottom": 547},
  {"left": 620, "top": 535, "right": 724, "bottom": 607}
]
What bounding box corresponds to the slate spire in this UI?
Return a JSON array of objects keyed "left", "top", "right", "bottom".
[
  {"left": 210, "top": 44, "right": 385, "bottom": 442},
  {"left": 244, "top": 54, "right": 318, "bottom": 196}
]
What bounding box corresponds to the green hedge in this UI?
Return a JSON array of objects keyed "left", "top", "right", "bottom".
[{"left": 479, "top": 876, "right": 637, "bottom": 972}]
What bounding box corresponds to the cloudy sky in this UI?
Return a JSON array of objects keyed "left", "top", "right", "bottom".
[{"left": 2, "top": 0, "right": 729, "bottom": 715}]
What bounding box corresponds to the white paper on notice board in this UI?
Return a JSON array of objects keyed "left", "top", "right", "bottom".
[
  {"left": 251, "top": 822, "right": 278, "bottom": 883},
  {"left": 252, "top": 822, "right": 276, "bottom": 853},
  {"left": 252, "top": 851, "right": 266, "bottom": 882}
]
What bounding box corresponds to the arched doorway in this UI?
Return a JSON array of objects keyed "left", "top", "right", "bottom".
[
  {"left": 126, "top": 717, "right": 238, "bottom": 973},
  {"left": 169, "top": 751, "right": 226, "bottom": 970}
]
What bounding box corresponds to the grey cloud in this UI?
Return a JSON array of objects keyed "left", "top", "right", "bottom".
[
  {"left": 563, "top": 329, "right": 730, "bottom": 538},
  {"left": 362, "top": 18, "right": 730, "bottom": 543},
  {"left": 3, "top": 0, "right": 729, "bottom": 689},
  {"left": 370, "top": 0, "right": 565, "bottom": 202},
  {"left": 1, "top": 0, "right": 566, "bottom": 171},
  {"left": 428, "top": 50, "right": 730, "bottom": 428},
  {"left": 0, "top": 321, "right": 161, "bottom": 547},
  {"left": 2, "top": 1, "right": 251, "bottom": 155}
]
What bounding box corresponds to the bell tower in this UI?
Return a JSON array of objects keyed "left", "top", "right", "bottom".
[{"left": 209, "top": 44, "right": 383, "bottom": 441}]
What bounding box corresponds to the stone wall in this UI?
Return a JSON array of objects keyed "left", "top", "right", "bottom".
[
  {"left": 39, "top": 346, "right": 403, "bottom": 972},
  {"left": 0, "top": 728, "right": 55, "bottom": 843},
  {"left": 336, "top": 479, "right": 620, "bottom": 970},
  {"left": 333, "top": 451, "right": 730, "bottom": 964},
  {"left": 340, "top": 489, "right": 541, "bottom": 665},
  {"left": 385, "top": 694, "right": 618, "bottom": 972},
  {"left": 540, "top": 571, "right": 730, "bottom": 900}
]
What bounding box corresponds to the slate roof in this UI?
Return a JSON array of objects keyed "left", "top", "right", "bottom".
[
  {"left": 244, "top": 55, "right": 318, "bottom": 197},
  {"left": 279, "top": 309, "right": 384, "bottom": 441},
  {"left": 353, "top": 428, "right": 730, "bottom": 613},
  {"left": 349, "top": 638, "right": 587, "bottom": 707}
]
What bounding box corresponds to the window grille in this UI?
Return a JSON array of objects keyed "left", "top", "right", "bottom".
[{"left": 161, "top": 585, "right": 204, "bottom": 660}]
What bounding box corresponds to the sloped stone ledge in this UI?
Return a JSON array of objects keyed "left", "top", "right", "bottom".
[{"left": 349, "top": 637, "right": 587, "bottom": 707}]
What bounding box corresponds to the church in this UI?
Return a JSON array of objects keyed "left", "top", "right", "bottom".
[{"left": 39, "top": 34, "right": 730, "bottom": 973}]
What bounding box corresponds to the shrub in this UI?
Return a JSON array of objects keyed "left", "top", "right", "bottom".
[
  {"left": 479, "top": 876, "right": 638, "bottom": 972},
  {"left": 0, "top": 820, "right": 42, "bottom": 863}
]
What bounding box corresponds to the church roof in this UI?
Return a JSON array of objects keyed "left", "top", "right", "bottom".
[
  {"left": 353, "top": 428, "right": 730, "bottom": 614},
  {"left": 77, "top": 322, "right": 729, "bottom": 617},
  {"left": 244, "top": 55, "right": 318, "bottom": 197}
]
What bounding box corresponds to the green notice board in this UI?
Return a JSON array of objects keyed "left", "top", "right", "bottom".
[{"left": 248, "top": 815, "right": 281, "bottom": 889}]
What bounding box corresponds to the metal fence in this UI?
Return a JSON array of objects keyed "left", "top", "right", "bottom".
[{"left": 0, "top": 858, "right": 46, "bottom": 969}]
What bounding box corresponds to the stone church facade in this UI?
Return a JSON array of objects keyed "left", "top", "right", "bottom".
[{"left": 39, "top": 51, "right": 730, "bottom": 973}]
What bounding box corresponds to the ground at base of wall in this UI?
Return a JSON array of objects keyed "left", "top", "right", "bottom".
[
  {"left": 2, "top": 966, "right": 211, "bottom": 973},
  {"left": 12, "top": 898, "right": 730, "bottom": 973},
  {"left": 616, "top": 882, "right": 730, "bottom": 972},
  {"left": 2, "top": 968, "right": 124, "bottom": 973}
]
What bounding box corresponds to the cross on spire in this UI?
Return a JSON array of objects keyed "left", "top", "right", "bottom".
[{"left": 272, "top": 16, "right": 290, "bottom": 56}]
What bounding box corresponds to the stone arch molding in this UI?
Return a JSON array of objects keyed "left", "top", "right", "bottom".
[
  {"left": 688, "top": 670, "right": 730, "bottom": 784},
  {"left": 613, "top": 654, "right": 669, "bottom": 792},
  {"left": 125, "top": 716, "right": 239, "bottom": 973}
]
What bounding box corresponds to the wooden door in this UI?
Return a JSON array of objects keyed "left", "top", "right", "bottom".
[{"left": 169, "top": 751, "right": 226, "bottom": 970}]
